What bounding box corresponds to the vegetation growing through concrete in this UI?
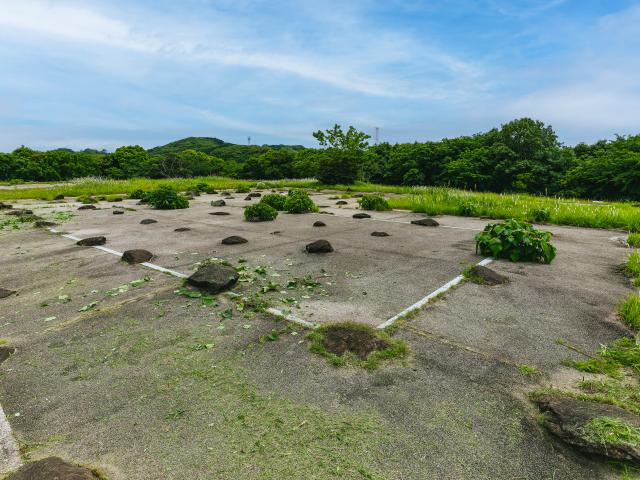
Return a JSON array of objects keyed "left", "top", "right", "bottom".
[
  {"left": 619, "top": 295, "right": 640, "bottom": 332},
  {"left": 629, "top": 234, "right": 640, "bottom": 248},
  {"left": 145, "top": 186, "right": 189, "bottom": 209},
  {"left": 308, "top": 321, "right": 408, "bottom": 369},
  {"left": 475, "top": 219, "right": 556, "bottom": 263},
  {"left": 284, "top": 189, "right": 318, "bottom": 214},
  {"left": 580, "top": 416, "right": 640, "bottom": 448},
  {"left": 358, "top": 195, "right": 391, "bottom": 211},
  {"left": 244, "top": 203, "right": 278, "bottom": 222},
  {"left": 259, "top": 193, "right": 288, "bottom": 211}
]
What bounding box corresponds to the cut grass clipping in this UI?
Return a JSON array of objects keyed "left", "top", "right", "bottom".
[
  {"left": 308, "top": 321, "right": 408, "bottom": 369},
  {"left": 475, "top": 218, "right": 556, "bottom": 263},
  {"left": 358, "top": 195, "right": 391, "bottom": 211},
  {"left": 244, "top": 203, "right": 278, "bottom": 222}
]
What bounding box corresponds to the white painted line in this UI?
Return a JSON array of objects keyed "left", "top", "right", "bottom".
[
  {"left": 0, "top": 403, "right": 21, "bottom": 475},
  {"left": 266, "top": 307, "right": 317, "bottom": 329},
  {"left": 48, "top": 228, "right": 189, "bottom": 280},
  {"left": 377, "top": 257, "right": 493, "bottom": 330}
]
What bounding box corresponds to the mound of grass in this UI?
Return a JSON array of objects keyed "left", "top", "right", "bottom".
[
  {"left": 530, "top": 207, "right": 551, "bottom": 223},
  {"left": 619, "top": 295, "right": 640, "bottom": 332},
  {"left": 128, "top": 189, "right": 146, "bottom": 200},
  {"left": 146, "top": 186, "right": 189, "bottom": 210},
  {"left": 244, "top": 203, "right": 278, "bottom": 222},
  {"left": 260, "top": 193, "right": 288, "bottom": 211},
  {"left": 628, "top": 233, "right": 640, "bottom": 248},
  {"left": 284, "top": 189, "right": 318, "bottom": 214},
  {"left": 308, "top": 321, "right": 408, "bottom": 369},
  {"left": 580, "top": 416, "right": 640, "bottom": 447},
  {"left": 76, "top": 195, "right": 97, "bottom": 204},
  {"left": 627, "top": 251, "right": 640, "bottom": 287},
  {"left": 358, "top": 195, "right": 391, "bottom": 211},
  {"left": 475, "top": 219, "right": 556, "bottom": 263},
  {"left": 236, "top": 185, "right": 251, "bottom": 193}
]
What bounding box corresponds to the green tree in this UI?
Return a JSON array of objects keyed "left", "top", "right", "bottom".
[{"left": 313, "top": 125, "right": 370, "bottom": 184}]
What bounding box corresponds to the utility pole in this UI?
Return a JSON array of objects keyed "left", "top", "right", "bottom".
[
  {"left": 247, "top": 136, "right": 251, "bottom": 146},
  {"left": 374, "top": 127, "right": 379, "bottom": 145}
]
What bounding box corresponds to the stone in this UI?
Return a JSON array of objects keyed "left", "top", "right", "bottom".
[
  {"left": 336, "top": 200, "right": 348, "bottom": 205},
  {"left": 534, "top": 395, "right": 640, "bottom": 464},
  {"left": 76, "top": 236, "right": 106, "bottom": 247},
  {"left": 221, "top": 192, "right": 232, "bottom": 197},
  {"left": 411, "top": 217, "right": 439, "bottom": 227},
  {"left": 122, "top": 249, "right": 153, "bottom": 264},
  {"left": 54, "top": 194, "right": 65, "bottom": 200},
  {"left": 113, "top": 209, "right": 124, "bottom": 215},
  {"left": 0, "top": 288, "right": 16, "bottom": 299},
  {"left": 222, "top": 236, "right": 248, "bottom": 245},
  {"left": 467, "top": 265, "right": 509, "bottom": 285},
  {"left": 6, "top": 209, "right": 33, "bottom": 216},
  {"left": 187, "top": 263, "right": 239, "bottom": 293},
  {"left": 211, "top": 200, "right": 226, "bottom": 207},
  {"left": 174, "top": 227, "right": 191, "bottom": 232},
  {"left": 371, "top": 231, "right": 390, "bottom": 237},
  {"left": 209, "top": 212, "right": 231, "bottom": 216},
  {"left": 78, "top": 205, "right": 96, "bottom": 210},
  {"left": 244, "top": 195, "right": 253, "bottom": 201},
  {"left": 306, "top": 239, "right": 334, "bottom": 253},
  {"left": 136, "top": 200, "right": 147, "bottom": 205},
  {"left": 0, "top": 346, "right": 15, "bottom": 364},
  {"left": 313, "top": 221, "right": 326, "bottom": 227},
  {"left": 249, "top": 192, "right": 262, "bottom": 198},
  {"left": 7, "top": 456, "right": 101, "bottom": 480},
  {"left": 353, "top": 193, "right": 364, "bottom": 198},
  {"left": 319, "top": 211, "right": 335, "bottom": 215},
  {"left": 140, "top": 219, "right": 157, "bottom": 224},
  {"left": 353, "top": 213, "right": 371, "bottom": 219},
  {"left": 34, "top": 220, "right": 57, "bottom": 228},
  {"left": 0, "top": 202, "right": 12, "bottom": 209}
]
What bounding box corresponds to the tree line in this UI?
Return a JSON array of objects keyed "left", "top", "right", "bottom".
[{"left": 1, "top": 118, "right": 638, "bottom": 200}]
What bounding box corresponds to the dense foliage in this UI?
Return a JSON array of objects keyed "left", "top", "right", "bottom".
[
  {"left": 284, "top": 189, "right": 318, "bottom": 214},
  {"left": 3, "top": 119, "right": 640, "bottom": 201},
  {"left": 244, "top": 203, "right": 278, "bottom": 222},
  {"left": 475, "top": 219, "right": 556, "bottom": 263},
  {"left": 260, "top": 193, "right": 288, "bottom": 211},
  {"left": 145, "top": 186, "right": 189, "bottom": 210},
  {"left": 358, "top": 195, "right": 391, "bottom": 211}
]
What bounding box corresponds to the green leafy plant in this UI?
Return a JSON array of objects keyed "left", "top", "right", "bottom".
[
  {"left": 628, "top": 233, "right": 640, "bottom": 248},
  {"left": 619, "top": 295, "right": 640, "bottom": 332},
  {"left": 77, "top": 195, "right": 97, "bottom": 204},
  {"left": 358, "top": 195, "right": 390, "bottom": 211},
  {"left": 475, "top": 219, "right": 556, "bottom": 263},
  {"left": 244, "top": 203, "right": 278, "bottom": 222},
  {"left": 128, "top": 189, "right": 146, "bottom": 200},
  {"left": 236, "top": 185, "right": 251, "bottom": 193},
  {"left": 260, "top": 193, "right": 288, "bottom": 211},
  {"left": 284, "top": 189, "right": 318, "bottom": 214},
  {"left": 146, "top": 186, "right": 189, "bottom": 210},
  {"left": 457, "top": 201, "right": 479, "bottom": 216},
  {"left": 530, "top": 207, "right": 551, "bottom": 222}
]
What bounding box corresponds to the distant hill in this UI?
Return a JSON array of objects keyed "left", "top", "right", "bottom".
[{"left": 147, "top": 137, "right": 306, "bottom": 162}]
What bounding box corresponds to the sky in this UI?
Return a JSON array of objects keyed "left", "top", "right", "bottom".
[{"left": 0, "top": 0, "right": 639, "bottom": 151}]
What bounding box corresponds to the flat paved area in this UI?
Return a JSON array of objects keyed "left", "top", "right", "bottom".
[{"left": 0, "top": 190, "right": 635, "bottom": 479}]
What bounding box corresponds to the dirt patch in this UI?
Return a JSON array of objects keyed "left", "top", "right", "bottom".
[
  {"left": 467, "top": 265, "right": 509, "bottom": 285},
  {"left": 6, "top": 457, "right": 103, "bottom": 480},
  {"left": 323, "top": 325, "right": 389, "bottom": 360},
  {"left": 0, "top": 288, "right": 17, "bottom": 299}
]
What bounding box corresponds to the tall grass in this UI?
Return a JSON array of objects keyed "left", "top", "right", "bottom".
[{"left": 3, "top": 177, "right": 640, "bottom": 231}]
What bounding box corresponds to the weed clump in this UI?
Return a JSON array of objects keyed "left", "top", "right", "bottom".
[
  {"left": 308, "top": 321, "right": 408, "bottom": 369},
  {"left": 236, "top": 185, "right": 251, "bottom": 194},
  {"left": 76, "top": 195, "right": 97, "bottom": 204},
  {"left": 146, "top": 186, "right": 189, "bottom": 210},
  {"left": 260, "top": 193, "right": 288, "bottom": 211},
  {"left": 628, "top": 233, "right": 640, "bottom": 248},
  {"left": 244, "top": 203, "right": 278, "bottom": 222},
  {"left": 530, "top": 207, "right": 551, "bottom": 223},
  {"left": 284, "top": 189, "right": 318, "bottom": 214},
  {"left": 475, "top": 218, "right": 556, "bottom": 263},
  {"left": 358, "top": 195, "right": 391, "bottom": 211},
  {"left": 619, "top": 295, "right": 640, "bottom": 332},
  {"left": 129, "top": 189, "right": 146, "bottom": 200},
  {"left": 580, "top": 416, "right": 640, "bottom": 448}
]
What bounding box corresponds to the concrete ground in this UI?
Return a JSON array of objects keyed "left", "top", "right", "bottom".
[{"left": 0, "top": 190, "right": 635, "bottom": 479}]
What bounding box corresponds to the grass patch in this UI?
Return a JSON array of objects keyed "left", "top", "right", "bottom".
[
  {"left": 358, "top": 195, "right": 391, "bottom": 211},
  {"left": 244, "top": 203, "right": 278, "bottom": 222},
  {"left": 628, "top": 234, "right": 640, "bottom": 248},
  {"left": 462, "top": 265, "right": 485, "bottom": 284},
  {"left": 580, "top": 416, "right": 640, "bottom": 448},
  {"left": 307, "top": 321, "right": 408, "bottom": 369},
  {"left": 619, "top": 295, "right": 640, "bottom": 332},
  {"left": 627, "top": 251, "right": 640, "bottom": 287},
  {"left": 517, "top": 364, "right": 539, "bottom": 375}
]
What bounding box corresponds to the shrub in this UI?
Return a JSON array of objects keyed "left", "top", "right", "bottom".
[
  {"left": 244, "top": 203, "right": 278, "bottom": 222},
  {"left": 77, "top": 195, "right": 97, "bottom": 204},
  {"left": 254, "top": 182, "right": 268, "bottom": 189},
  {"left": 284, "top": 189, "right": 318, "bottom": 214},
  {"left": 129, "top": 189, "right": 146, "bottom": 200},
  {"left": 317, "top": 150, "right": 360, "bottom": 184},
  {"left": 146, "top": 186, "right": 189, "bottom": 210},
  {"left": 475, "top": 219, "right": 556, "bottom": 263},
  {"left": 619, "top": 294, "right": 640, "bottom": 331},
  {"left": 531, "top": 208, "right": 551, "bottom": 223},
  {"left": 359, "top": 195, "right": 390, "bottom": 211},
  {"left": 628, "top": 233, "right": 640, "bottom": 248},
  {"left": 195, "top": 182, "right": 209, "bottom": 192},
  {"left": 236, "top": 185, "right": 251, "bottom": 193},
  {"left": 457, "top": 201, "right": 479, "bottom": 216},
  {"left": 260, "top": 193, "right": 287, "bottom": 211}
]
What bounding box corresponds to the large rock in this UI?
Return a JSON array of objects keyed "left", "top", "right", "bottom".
[
  {"left": 140, "top": 218, "right": 157, "bottom": 224},
  {"left": 248, "top": 192, "right": 261, "bottom": 198},
  {"left": 78, "top": 205, "right": 96, "bottom": 210},
  {"left": 6, "top": 457, "right": 101, "bottom": 480},
  {"left": 210, "top": 212, "right": 230, "bottom": 216},
  {"left": 353, "top": 213, "right": 371, "bottom": 219},
  {"left": 122, "top": 249, "right": 153, "bottom": 264},
  {"left": 6, "top": 209, "right": 33, "bottom": 216},
  {"left": 76, "top": 236, "right": 106, "bottom": 247},
  {"left": 313, "top": 221, "right": 326, "bottom": 227},
  {"left": 467, "top": 265, "right": 509, "bottom": 285},
  {"left": 306, "top": 240, "right": 334, "bottom": 253},
  {"left": 534, "top": 395, "right": 640, "bottom": 464},
  {"left": 371, "top": 231, "right": 390, "bottom": 237},
  {"left": 336, "top": 200, "right": 348, "bottom": 205},
  {"left": 187, "top": 264, "right": 239, "bottom": 293},
  {"left": 174, "top": 227, "right": 191, "bottom": 232},
  {"left": 34, "top": 220, "right": 57, "bottom": 228},
  {"left": 0, "top": 288, "right": 16, "bottom": 299},
  {"left": 411, "top": 217, "right": 439, "bottom": 227},
  {"left": 0, "top": 202, "right": 12, "bottom": 209},
  {"left": 221, "top": 236, "right": 248, "bottom": 245},
  {"left": 112, "top": 209, "right": 124, "bottom": 215},
  {"left": 211, "top": 200, "right": 226, "bottom": 207},
  {"left": 244, "top": 195, "right": 253, "bottom": 201}
]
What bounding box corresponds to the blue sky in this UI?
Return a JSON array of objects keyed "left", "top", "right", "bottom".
[{"left": 0, "top": 0, "right": 639, "bottom": 151}]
